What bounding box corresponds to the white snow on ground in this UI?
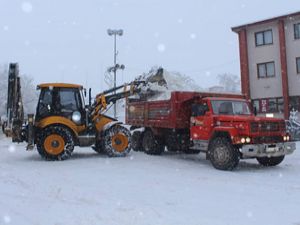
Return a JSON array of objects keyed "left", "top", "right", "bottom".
[{"left": 0, "top": 133, "right": 300, "bottom": 225}]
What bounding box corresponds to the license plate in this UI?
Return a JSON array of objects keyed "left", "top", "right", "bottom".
[{"left": 266, "top": 147, "right": 277, "bottom": 152}]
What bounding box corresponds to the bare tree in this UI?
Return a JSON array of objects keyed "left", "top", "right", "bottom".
[{"left": 217, "top": 73, "right": 241, "bottom": 93}]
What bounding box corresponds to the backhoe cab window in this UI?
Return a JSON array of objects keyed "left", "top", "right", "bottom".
[
  {"left": 37, "top": 89, "right": 52, "bottom": 117},
  {"left": 36, "top": 87, "right": 82, "bottom": 120},
  {"left": 57, "top": 89, "right": 81, "bottom": 112}
]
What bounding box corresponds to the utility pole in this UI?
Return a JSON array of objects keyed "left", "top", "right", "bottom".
[{"left": 107, "top": 29, "right": 125, "bottom": 119}]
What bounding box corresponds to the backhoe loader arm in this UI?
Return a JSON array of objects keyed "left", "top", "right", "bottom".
[{"left": 90, "top": 81, "right": 145, "bottom": 118}]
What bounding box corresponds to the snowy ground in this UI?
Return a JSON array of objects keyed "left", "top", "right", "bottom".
[{"left": 0, "top": 133, "right": 300, "bottom": 225}]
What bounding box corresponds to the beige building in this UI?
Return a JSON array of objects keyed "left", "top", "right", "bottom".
[{"left": 232, "top": 11, "right": 300, "bottom": 119}]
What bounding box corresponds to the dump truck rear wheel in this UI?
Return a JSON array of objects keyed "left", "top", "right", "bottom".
[
  {"left": 36, "top": 126, "right": 74, "bottom": 160},
  {"left": 209, "top": 137, "right": 239, "bottom": 170},
  {"left": 131, "top": 131, "right": 144, "bottom": 152},
  {"left": 256, "top": 156, "right": 285, "bottom": 167},
  {"left": 103, "top": 125, "right": 131, "bottom": 157},
  {"left": 142, "top": 130, "right": 164, "bottom": 155}
]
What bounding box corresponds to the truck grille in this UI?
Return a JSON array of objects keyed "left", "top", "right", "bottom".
[
  {"left": 252, "top": 136, "right": 282, "bottom": 144},
  {"left": 250, "top": 121, "right": 285, "bottom": 133}
]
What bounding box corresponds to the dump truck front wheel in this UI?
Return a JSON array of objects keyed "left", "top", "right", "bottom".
[
  {"left": 36, "top": 126, "right": 74, "bottom": 160},
  {"left": 103, "top": 125, "right": 131, "bottom": 157},
  {"left": 256, "top": 156, "right": 285, "bottom": 167},
  {"left": 208, "top": 137, "right": 239, "bottom": 170}
]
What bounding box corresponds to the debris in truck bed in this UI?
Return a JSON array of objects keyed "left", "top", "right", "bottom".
[{"left": 134, "top": 67, "right": 202, "bottom": 101}]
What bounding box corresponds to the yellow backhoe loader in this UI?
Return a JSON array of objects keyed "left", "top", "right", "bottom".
[{"left": 3, "top": 63, "right": 144, "bottom": 160}]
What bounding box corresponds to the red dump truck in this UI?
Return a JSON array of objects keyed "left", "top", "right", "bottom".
[{"left": 126, "top": 91, "right": 296, "bottom": 170}]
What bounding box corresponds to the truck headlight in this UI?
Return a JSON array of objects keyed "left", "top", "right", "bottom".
[
  {"left": 72, "top": 111, "right": 81, "bottom": 124},
  {"left": 283, "top": 136, "right": 287, "bottom": 141},
  {"left": 246, "top": 137, "right": 251, "bottom": 143},
  {"left": 241, "top": 138, "right": 246, "bottom": 143}
]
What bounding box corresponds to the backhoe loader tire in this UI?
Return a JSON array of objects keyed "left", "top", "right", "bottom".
[
  {"left": 36, "top": 126, "right": 74, "bottom": 160},
  {"left": 103, "top": 125, "right": 131, "bottom": 157},
  {"left": 142, "top": 130, "right": 165, "bottom": 155},
  {"left": 131, "top": 131, "right": 144, "bottom": 152}
]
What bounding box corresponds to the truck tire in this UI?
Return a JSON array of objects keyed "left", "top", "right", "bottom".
[
  {"left": 103, "top": 125, "right": 131, "bottom": 157},
  {"left": 36, "top": 126, "right": 74, "bottom": 160},
  {"left": 166, "top": 132, "right": 190, "bottom": 152},
  {"left": 131, "top": 131, "right": 144, "bottom": 152},
  {"left": 208, "top": 137, "right": 239, "bottom": 170},
  {"left": 256, "top": 156, "right": 285, "bottom": 167},
  {"left": 142, "top": 130, "right": 164, "bottom": 155}
]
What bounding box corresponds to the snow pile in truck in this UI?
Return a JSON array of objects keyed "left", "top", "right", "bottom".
[{"left": 134, "top": 67, "right": 202, "bottom": 101}]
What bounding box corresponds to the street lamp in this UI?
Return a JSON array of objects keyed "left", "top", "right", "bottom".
[{"left": 107, "top": 29, "right": 124, "bottom": 119}]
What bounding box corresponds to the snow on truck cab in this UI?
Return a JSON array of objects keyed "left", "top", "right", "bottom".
[{"left": 127, "top": 91, "right": 296, "bottom": 171}]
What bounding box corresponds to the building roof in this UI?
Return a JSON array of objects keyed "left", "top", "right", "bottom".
[
  {"left": 37, "top": 83, "right": 83, "bottom": 89},
  {"left": 232, "top": 11, "right": 300, "bottom": 32}
]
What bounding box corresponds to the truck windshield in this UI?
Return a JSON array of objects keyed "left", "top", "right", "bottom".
[{"left": 211, "top": 100, "right": 251, "bottom": 115}]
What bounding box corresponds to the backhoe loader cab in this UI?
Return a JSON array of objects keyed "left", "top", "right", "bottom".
[{"left": 36, "top": 83, "right": 85, "bottom": 125}]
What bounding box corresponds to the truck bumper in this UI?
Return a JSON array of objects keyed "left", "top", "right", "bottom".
[{"left": 240, "top": 142, "right": 296, "bottom": 158}]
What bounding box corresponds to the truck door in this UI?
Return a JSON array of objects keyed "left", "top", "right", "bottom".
[{"left": 190, "top": 101, "right": 213, "bottom": 141}]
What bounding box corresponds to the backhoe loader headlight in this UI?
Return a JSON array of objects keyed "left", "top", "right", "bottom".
[{"left": 72, "top": 111, "right": 81, "bottom": 124}]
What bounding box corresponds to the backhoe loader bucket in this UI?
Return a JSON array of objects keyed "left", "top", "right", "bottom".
[{"left": 134, "top": 67, "right": 168, "bottom": 100}]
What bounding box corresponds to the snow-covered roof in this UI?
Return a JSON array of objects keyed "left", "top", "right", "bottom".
[{"left": 232, "top": 11, "right": 300, "bottom": 32}]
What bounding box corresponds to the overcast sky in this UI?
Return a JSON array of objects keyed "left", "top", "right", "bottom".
[{"left": 1, "top": 0, "right": 300, "bottom": 92}]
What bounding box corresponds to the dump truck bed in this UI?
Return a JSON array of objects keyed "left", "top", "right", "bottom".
[{"left": 126, "top": 91, "right": 245, "bottom": 129}]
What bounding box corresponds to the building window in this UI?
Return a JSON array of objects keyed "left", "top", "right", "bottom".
[
  {"left": 289, "top": 96, "right": 300, "bottom": 111},
  {"left": 294, "top": 23, "right": 300, "bottom": 39},
  {"left": 255, "top": 30, "right": 273, "bottom": 46},
  {"left": 297, "top": 57, "right": 300, "bottom": 74},
  {"left": 252, "top": 100, "right": 260, "bottom": 113},
  {"left": 268, "top": 98, "right": 277, "bottom": 113},
  {"left": 257, "top": 62, "right": 275, "bottom": 78},
  {"left": 253, "top": 98, "right": 284, "bottom": 113}
]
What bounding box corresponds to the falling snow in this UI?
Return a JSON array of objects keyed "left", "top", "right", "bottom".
[
  {"left": 21, "top": 2, "right": 33, "bottom": 13},
  {"left": 177, "top": 18, "right": 183, "bottom": 24},
  {"left": 3, "top": 215, "right": 11, "bottom": 224},
  {"left": 157, "top": 43, "right": 166, "bottom": 53},
  {"left": 190, "top": 33, "right": 197, "bottom": 39},
  {"left": 8, "top": 145, "right": 16, "bottom": 153}
]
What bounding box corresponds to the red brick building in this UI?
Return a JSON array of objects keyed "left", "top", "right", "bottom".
[{"left": 232, "top": 11, "right": 300, "bottom": 119}]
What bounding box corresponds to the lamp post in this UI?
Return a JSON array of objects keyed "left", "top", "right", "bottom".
[{"left": 107, "top": 29, "right": 124, "bottom": 119}]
